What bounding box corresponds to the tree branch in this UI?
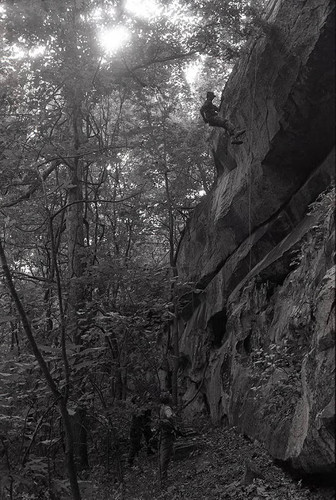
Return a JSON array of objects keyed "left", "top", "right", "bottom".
[
  {"left": 0, "top": 237, "right": 61, "bottom": 399},
  {"left": 1, "top": 161, "right": 60, "bottom": 209}
]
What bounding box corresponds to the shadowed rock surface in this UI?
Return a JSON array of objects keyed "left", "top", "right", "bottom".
[{"left": 175, "top": 0, "right": 335, "bottom": 478}]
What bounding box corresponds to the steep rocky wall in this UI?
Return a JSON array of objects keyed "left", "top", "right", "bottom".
[{"left": 176, "top": 0, "right": 335, "bottom": 476}]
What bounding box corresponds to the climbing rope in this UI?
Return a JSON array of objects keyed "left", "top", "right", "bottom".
[{"left": 248, "top": 42, "right": 259, "bottom": 272}]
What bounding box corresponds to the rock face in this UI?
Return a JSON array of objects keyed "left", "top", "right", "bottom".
[{"left": 176, "top": 0, "right": 335, "bottom": 477}]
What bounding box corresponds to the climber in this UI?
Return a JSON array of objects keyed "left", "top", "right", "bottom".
[
  {"left": 200, "top": 91, "right": 246, "bottom": 144},
  {"left": 158, "top": 392, "right": 183, "bottom": 484},
  {"left": 128, "top": 396, "right": 155, "bottom": 467}
]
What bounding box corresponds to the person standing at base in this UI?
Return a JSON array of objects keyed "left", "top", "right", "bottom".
[
  {"left": 200, "top": 91, "right": 246, "bottom": 144},
  {"left": 158, "top": 392, "right": 180, "bottom": 484},
  {"left": 128, "top": 396, "right": 154, "bottom": 467}
]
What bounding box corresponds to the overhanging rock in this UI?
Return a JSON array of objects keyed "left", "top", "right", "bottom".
[
  {"left": 178, "top": 0, "right": 335, "bottom": 288},
  {"left": 176, "top": 0, "right": 335, "bottom": 477}
]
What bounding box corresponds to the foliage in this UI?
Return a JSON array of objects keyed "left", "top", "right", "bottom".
[
  {"left": 290, "top": 185, "right": 335, "bottom": 269},
  {"left": 0, "top": 0, "right": 267, "bottom": 497},
  {"left": 249, "top": 341, "right": 302, "bottom": 418}
]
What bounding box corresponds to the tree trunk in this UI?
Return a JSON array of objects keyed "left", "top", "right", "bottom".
[
  {"left": 171, "top": 293, "right": 179, "bottom": 406},
  {"left": 72, "top": 407, "right": 89, "bottom": 469},
  {"left": 59, "top": 401, "right": 82, "bottom": 499},
  {"left": 0, "top": 238, "right": 82, "bottom": 500},
  {"left": 162, "top": 117, "right": 180, "bottom": 406},
  {"left": 67, "top": 102, "right": 85, "bottom": 346}
]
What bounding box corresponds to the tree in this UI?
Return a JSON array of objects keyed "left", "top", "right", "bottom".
[
  {"left": 0, "top": 0, "right": 266, "bottom": 496},
  {"left": 0, "top": 238, "right": 82, "bottom": 499}
]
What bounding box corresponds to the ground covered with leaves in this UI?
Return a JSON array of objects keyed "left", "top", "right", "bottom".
[{"left": 84, "top": 424, "right": 335, "bottom": 500}]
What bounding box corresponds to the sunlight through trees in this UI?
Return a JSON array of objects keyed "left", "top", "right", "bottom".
[{"left": 0, "top": 0, "right": 266, "bottom": 497}]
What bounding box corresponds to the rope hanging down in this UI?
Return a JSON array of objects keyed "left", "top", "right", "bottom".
[{"left": 248, "top": 43, "right": 259, "bottom": 272}]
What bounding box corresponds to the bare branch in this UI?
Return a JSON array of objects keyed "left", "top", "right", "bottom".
[{"left": 1, "top": 161, "right": 60, "bottom": 208}]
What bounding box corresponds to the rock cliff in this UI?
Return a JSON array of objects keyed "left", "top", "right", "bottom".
[{"left": 176, "top": 0, "right": 335, "bottom": 477}]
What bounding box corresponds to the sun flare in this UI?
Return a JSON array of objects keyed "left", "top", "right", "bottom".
[{"left": 98, "top": 26, "right": 131, "bottom": 53}]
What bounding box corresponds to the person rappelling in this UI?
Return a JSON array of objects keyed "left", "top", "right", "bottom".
[{"left": 200, "top": 91, "right": 246, "bottom": 144}]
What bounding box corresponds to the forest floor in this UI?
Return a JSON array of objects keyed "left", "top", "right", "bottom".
[{"left": 82, "top": 422, "right": 335, "bottom": 500}]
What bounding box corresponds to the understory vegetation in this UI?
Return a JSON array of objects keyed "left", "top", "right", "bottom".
[
  {"left": 2, "top": 1, "right": 333, "bottom": 500},
  {"left": 91, "top": 423, "right": 335, "bottom": 500}
]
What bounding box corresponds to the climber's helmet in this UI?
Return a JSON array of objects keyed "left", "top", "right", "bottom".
[{"left": 207, "top": 91, "right": 215, "bottom": 100}]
